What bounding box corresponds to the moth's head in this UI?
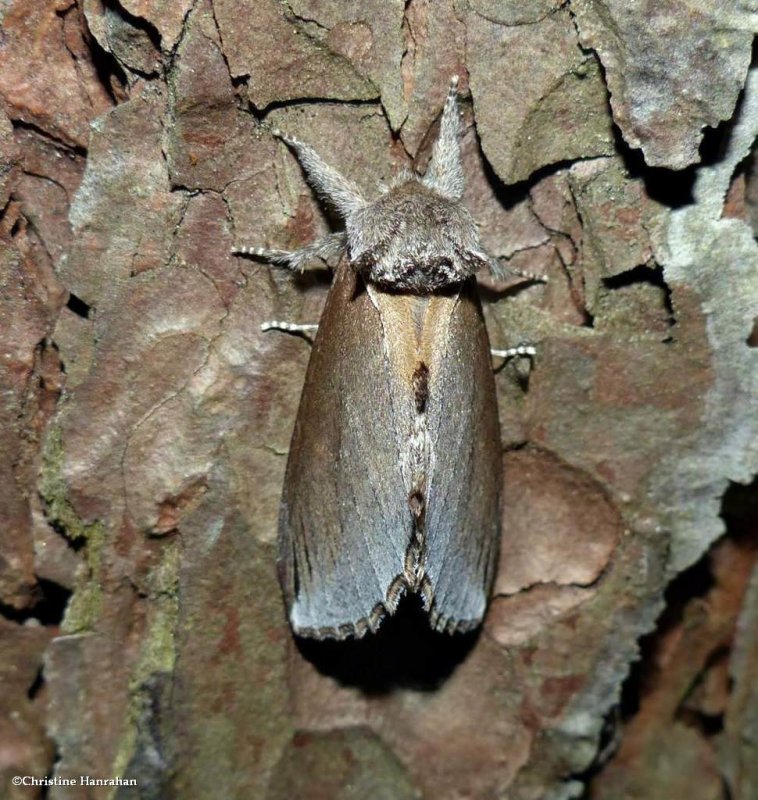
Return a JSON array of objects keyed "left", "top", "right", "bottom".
[
  {"left": 346, "top": 178, "right": 487, "bottom": 292},
  {"left": 276, "top": 77, "right": 492, "bottom": 291}
]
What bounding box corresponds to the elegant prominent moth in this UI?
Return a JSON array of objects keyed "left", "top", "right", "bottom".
[{"left": 236, "top": 78, "right": 535, "bottom": 640}]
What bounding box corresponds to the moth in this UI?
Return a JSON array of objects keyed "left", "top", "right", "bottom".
[{"left": 236, "top": 78, "right": 536, "bottom": 640}]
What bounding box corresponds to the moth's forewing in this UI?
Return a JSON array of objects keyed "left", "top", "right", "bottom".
[
  {"left": 340, "top": 279, "right": 502, "bottom": 635},
  {"left": 277, "top": 260, "right": 414, "bottom": 639},
  {"left": 423, "top": 280, "right": 502, "bottom": 632}
]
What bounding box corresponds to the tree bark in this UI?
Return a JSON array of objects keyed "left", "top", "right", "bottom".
[{"left": 0, "top": 2, "right": 756, "bottom": 799}]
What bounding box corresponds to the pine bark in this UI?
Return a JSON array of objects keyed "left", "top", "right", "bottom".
[{"left": 0, "top": 2, "right": 756, "bottom": 799}]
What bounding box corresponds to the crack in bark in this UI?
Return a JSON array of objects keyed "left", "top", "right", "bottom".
[
  {"left": 11, "top": 119, "right": 87, "bottom": 157},
  {"left": 58, "top": 3, "right": 102, "bottom": 118},
  {"left": 257, "top": 94, "right": 380, "bottom": 121},
  {"left": 207, "top": 0, "right": 238, "bottom": 96},
  {"left": 169, "top": 0, "right": 199, "bottom": 64},
  {"left": 104, "top": 0, "right": 163, "bottom": 52},
  {"left": 469, "top": 0, "right": 570, "bottom": 28},
  {"left": 21, "top": 169, "right": 73, "bottom": 202},
  {"left": 281, "top": 1, "right": 330, "bottom": 33},
  {"left": 492, "top": 552, "right": 615, "bottom": 600}
]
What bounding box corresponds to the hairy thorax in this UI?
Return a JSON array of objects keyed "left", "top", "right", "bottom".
[{"left": 347, "top": 180, "right": 487, "bottom": 292}]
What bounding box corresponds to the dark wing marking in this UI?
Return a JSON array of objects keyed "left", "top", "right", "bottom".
[
  {"left": 423, "top": 279, "right": 501, "bottom": 632},
  {"left": 277, "top": 261, "right": 414, "bottom": 638}
]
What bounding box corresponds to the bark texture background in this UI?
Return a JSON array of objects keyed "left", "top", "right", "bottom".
[{"left": 0, "top": 1, "right": 757, "bottom": 799}]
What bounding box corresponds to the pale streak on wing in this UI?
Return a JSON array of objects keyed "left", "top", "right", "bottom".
[
  {"left": 365, "top": 286, "right": 427, "bottom": 501},
  {"left": 278, "top": 261, "right": 414, "bottom": 638},
  {"left": 423, "top": 281, "right": 502, "bottom": 631}
]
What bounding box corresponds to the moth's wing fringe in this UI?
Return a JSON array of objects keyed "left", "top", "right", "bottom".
[
  {"left": 425, "top": 576, "right": 483, "bottom": 635},
  {"left": 292, "top": 573, "right": 409, "bottom": 641},
  {"left": 291, "top": 571, "right": 482, "bottom": 640}
]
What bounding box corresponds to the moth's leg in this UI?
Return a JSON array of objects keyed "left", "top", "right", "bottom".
[
  {"left": 502, "top": 265, "right": 548, "bottom": 284},
  {"left": 491, "top": 343, "right": 536, "bottom": 382},
  {"left": 236, "top": 233, "right": 343, "bottom": 340},
  {"left": 232, "top": 232, "right": 346, "bottom": 272},
  {"left": 484, "top": 255, "right": 549, "bottom": 286},
  {"left": 261, "top": 321, "right": 319, "bottom": 335},
  {"left": 490, "top": 343, "right": 536, "bottom": 361}
]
